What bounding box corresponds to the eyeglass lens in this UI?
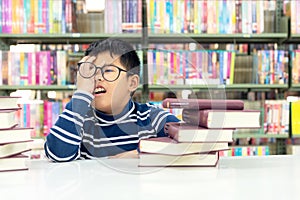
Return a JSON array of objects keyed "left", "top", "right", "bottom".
[{"left": 79, "top": 62, "right": 122, "bottom": 81}]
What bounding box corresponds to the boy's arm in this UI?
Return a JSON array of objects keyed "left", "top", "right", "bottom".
[
  {"left": 149, "top": 106, "right": 180, "bottom": 137},
  {"left": 44, "top": 90, "right": 94, "bottom": 162}
]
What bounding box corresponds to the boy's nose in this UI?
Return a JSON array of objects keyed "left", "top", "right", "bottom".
[{"left": 95, "top": 70, "right": 104, "bottom": 81}]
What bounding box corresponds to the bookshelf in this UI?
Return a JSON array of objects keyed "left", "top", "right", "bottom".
[
  {"left": 0, "top": 0, "right": 298, "bottom": 155},
  {"left": 0, "top": 33, "right": 142, "bottom": 45},
  {"left": 147, "top": 33, "right": 288, "bottom": 44}
]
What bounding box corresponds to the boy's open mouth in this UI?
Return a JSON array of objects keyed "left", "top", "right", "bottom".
[{"left": 94, "top": 86, "right": 106, "bottom": 94}]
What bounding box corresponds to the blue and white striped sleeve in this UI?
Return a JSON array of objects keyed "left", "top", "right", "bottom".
[
  {"left": 44, "top": 90, "right": 94, "bottom": 162},
  {"left": 148, "top": 104, "right": 180, "bottom": 137}
]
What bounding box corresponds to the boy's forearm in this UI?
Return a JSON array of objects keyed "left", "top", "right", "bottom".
[{"left": 45, "top": 90, "right": 94, "bottom": 162}]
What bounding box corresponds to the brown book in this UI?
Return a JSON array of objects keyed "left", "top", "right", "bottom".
[
  {"left": 138, "top": 151, "right": 219, "bottom": 167},
  {"left": 164, "top": 122, "right": 234, "bottom": 143},
  {"left": 162, "top": 98, "right": 244, "bottom": 110},
  {"left": 139, "top": 137, "right": 229, "bottom": 156},
  {"left": 0, "top": 154, "right": 29, "bottom": 172},
  {"left": 184, "top": 109, "right": 261, "bottom": 129}
]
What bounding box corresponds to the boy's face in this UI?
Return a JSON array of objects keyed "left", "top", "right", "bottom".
[{"left": 91, "top": 51, "right": 138, "bottom": 115}]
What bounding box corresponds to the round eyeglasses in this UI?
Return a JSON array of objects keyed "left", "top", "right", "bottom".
[{"left": 77, "top": 62, "right": 129, "bottom": 82}]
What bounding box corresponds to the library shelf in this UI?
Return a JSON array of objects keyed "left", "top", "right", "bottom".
[
  {"left": 145, "top": 84, "right": 289, "bottom": 92},
  {"left": 286, "top": 34, "right": 300, "bottom": 43},
  {"left": 147, "top": 33, "right": 288, "bottom": 44},
  {"left": 233, "top": 133, "right": 289, "bottom": 139},
  {"left": 0, "top": 85, "right": 76, "bottom": 91},
  {"left": 289, "top": 84, "right": 300, "bottom": 91},
  {"left": 0, "top": 33, "right": 142, "bottom": 44}
]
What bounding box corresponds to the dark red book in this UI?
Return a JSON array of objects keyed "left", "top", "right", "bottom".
[
  {"left": 164, "top": 122, "right": 234, "bottom": 143},
  {"left": 162, "top": 98, "right": 244, "bottom": 110},
  {"left": 183, "top": 109, "right": 261, "bottom": 129}
]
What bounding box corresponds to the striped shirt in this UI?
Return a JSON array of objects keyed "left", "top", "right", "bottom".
[{"left": 44, "top": 90, "right": 180, "bottom": 162}]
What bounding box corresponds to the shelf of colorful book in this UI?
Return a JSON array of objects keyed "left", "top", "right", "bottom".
[
  {"left": 0, "top": 85, "right": 76, "bottom": 91},
  {"left": 147, "top": 84, "right": 289, "bottom": 92},
  {"left": 0, "top": 33, "right": 142, "bottom": 45},
  {"left": 289, "top": 84, "right": 300, "bottom": 91},
  {"left": 233, "top": 133, "right": 289, "bottom": 139},
  {"left": 287, "top": 34, "right": 300, "bottom": 43},
  {"left": 0, "top": 84, "right": 289, "bottom": 93},
  {"left": 147, "top": 33, "right": 288, "bottom": 44}
]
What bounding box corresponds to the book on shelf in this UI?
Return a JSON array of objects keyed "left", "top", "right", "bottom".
[
  {"left": 164, "top": 122, "right": 234, "bottom": 143},
  {"left": 138, "top": 151, "right": 219, "bottom": 167},
  {"left": 182, "top": 109, "right": 261, "bottom": 129},
  {"left": 292, "top": 101, "right": 300, "bottom": 135},
  {"left": 139, "top": 137, "right": 229, "bottom": 156},
  {"left": 0, "top": 154, "right": 29, "bottom": 172},
  {"left": 0, "top": 108, "right": 20, "bottom": 129},
  {"left": 0, "top": 141, "right": 32, "bottom": 159},
  {"left": 162, "top": 98, "right": 244, "bottom": 110},
  {"left": 0, "top": 96, "right": 21, "bottom": 110}
]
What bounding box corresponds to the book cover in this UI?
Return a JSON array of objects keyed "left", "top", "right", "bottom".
[
  {"left": 139, "top": 137, "right": 229, "bottom": 156},
  {"left": 162, "top": 98, "right": 244, "bottom": 110},
  {"left": 164, "top": 122, "right": 234, "bottom": 143},
  {"left": 139, "top": 151, "right": 219, "bottom": 167},
  {"left": 0, "top": 154, "right": 29, "bottom": 172}
]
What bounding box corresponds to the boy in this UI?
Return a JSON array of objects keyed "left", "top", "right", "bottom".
[{"left": 44, "top": 38, "right": 180, "bottom": 162}]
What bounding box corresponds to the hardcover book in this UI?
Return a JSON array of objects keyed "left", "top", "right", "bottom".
[
  {"left": 0, "top": 154, "right": 29, "bottom": 172},
  {"left": 164, "top": 122, "right": 234, "bottom": 143},
  {"left": 0, "top": 108, "right": 20, "bottom": 129},
  {"left": 183, "top": 109, "right": 261, "bottom": 129},
  {"left": 139, "top": 151, "right": 219, "bottom": 167},
  {"left": 0, "top": 127, "right": 33, "bottom": 144},
  {"left": 0, "top": 96, "right": 20, "bottom": 110},
  {"left": 0, "top": 141, "right": 32, "bottom": 158},
  {"left": 139, "top": 137, "right": 229, "bottom": 156},
  {"left": 162, "top": 98, "right": 244, "bottom": 110}
]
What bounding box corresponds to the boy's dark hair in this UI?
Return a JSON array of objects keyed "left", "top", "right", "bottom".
[{"left": 85, "top": 38, "right": 141, "bottom": 76}]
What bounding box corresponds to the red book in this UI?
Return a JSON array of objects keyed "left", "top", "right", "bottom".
[
  {"left": 164, "top": 122, "right": 234, "bottom": 143},
  {"left": 183, "top": 109, "right": 261, "bottom": 129},
  {"left": 162, "top": 98, "right": 244, "bottom": 110}
]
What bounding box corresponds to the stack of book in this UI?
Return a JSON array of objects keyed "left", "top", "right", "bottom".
[
  {"left": 138, "top": 98, "right": 260, "bottom": 167},
  {"left": 0, "top": 96, "right": 33, "bottom": 172}
]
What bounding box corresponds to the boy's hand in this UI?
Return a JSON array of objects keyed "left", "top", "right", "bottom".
[
  {"left": 109, "top": 150, "right": 139, "bottom": 159},
  {"left": 76, "top": 56, "right": 97, "bottom": 94}
]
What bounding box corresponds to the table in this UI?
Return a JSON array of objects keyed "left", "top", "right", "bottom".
[{"left": 1, "top": 155, "right": 300, "bottom": 200}]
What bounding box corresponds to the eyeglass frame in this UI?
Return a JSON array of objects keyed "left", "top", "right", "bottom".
[{"left": 77, "top": 61, "right": 132, "bottom": 82}]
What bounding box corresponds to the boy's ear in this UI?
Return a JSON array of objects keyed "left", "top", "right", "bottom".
[{"left": 128, "top": 74, "right": 140, "bottom": 92}]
